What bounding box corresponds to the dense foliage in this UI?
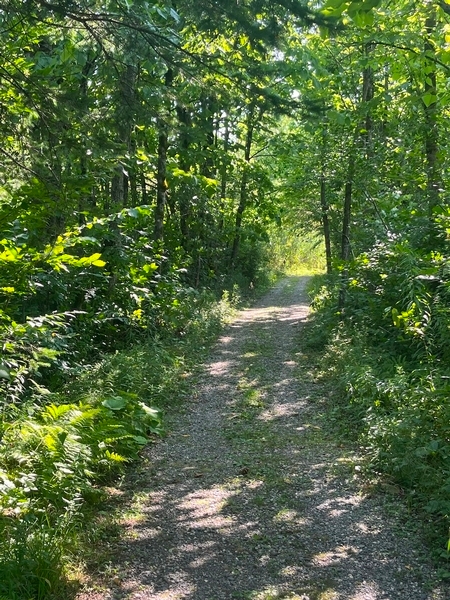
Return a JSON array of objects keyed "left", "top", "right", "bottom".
[
  {"left": 2, "top": 0, "right": 450, "bottom": 595},
  {"left": 299, "top": 0, "right": 450, "bottom": 570}
]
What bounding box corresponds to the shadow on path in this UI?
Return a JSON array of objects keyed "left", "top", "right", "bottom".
[{"left": 79, "top": 277, "right": 447, "bottom": 600}]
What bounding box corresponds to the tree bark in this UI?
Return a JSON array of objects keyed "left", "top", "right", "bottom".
[
  {"left": 424, "top": 7, "right": 440, "bottom": 217},
  {"left": 175, "top": 104, "right": 193, "bottom": 247},
  {"left": 111, "top": 62, "right": 137, "bottom": 210},
  {"left": 320, "top": 126, "right": 332, "bottom": 275},
  {"left": 230, "top": 102, "right": 262, "bottom": 268},
  {"left": 153, "top": 68, "right": 173, "bottom": 243},
  {"left": 154, "top": 123, "right": 168, "bottom": 242},
  {"left": 362, "top": 43, "right": 374, "bottom": 156},
  {"left": 338, "top": 152, "right": 355, "bottom": 312},
  {"left": 219, "top": 115, "right": 230, "bottom": 232},
  {"left": 320, "top": 177, "right": 332, "bottom": 275}
]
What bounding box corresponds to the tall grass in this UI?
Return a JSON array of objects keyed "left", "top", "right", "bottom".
[{"left": 269, "top": 230, "right": 326, "bottom": 275}]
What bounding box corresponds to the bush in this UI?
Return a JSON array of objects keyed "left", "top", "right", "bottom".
[{"left": 305, "top": 240, "right": 450, "bottom": 559}]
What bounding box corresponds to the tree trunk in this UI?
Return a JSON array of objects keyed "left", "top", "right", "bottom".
[
  {"left": 230, "top": 166, "right": 250, "bottom": 268},
  {"left": 175, "top": 104, "right": 193, "bottom": 248},
  {"left": 320, "top": 126, "right": 332, "bottom": 275},
  {"left": 320, "top": 177, "right": 332, "bottom": 275},
  {"left": 219, "top": 116, "right": 230, "bottom": 232},
  {"left": 199, "top": 93, "right": 216, "bottom": 178},
  {"left": 341, "top": 178, "right": 352, "bottom": 262},
  {"left": 154, "top": 123, "right": 168, "bottom": 242},
  {"left": 111, "top": 63, "right": 137, "bottom": 210},
  {"left": 338, "top": 153, "right": 355, "bottom": 312},
  {"left": 424, "top": 7, "right": 440, "bottom": 217},
  {"left": 362, "top": 43, "right": 374, "bottom": 156},
  {"left": 153, "top": 68, "right": 173, "bottom": 243},
  {"left": 230, "top": 103, "right": 262, "bottom": 268}
]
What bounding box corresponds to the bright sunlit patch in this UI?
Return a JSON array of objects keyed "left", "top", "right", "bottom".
[
  {"left": 312, "top": 545, "right": 358, "bottom": 566},
  {"left": 258, "top": 401, "right": 304, "bottom": 421},
  {"left": 316, "top": 494, "right": 363, "bottom": 511},
  {"left": 317, "top": 590, "right": 339, "bottom": 600},
  {"left": 208, "top": 360, "right": 233, "bottom": 376},
  {"left": 348, "top": 581, "right": 380, "bottom": 599},
  {"left": 355, "top": 522, "right": 381, "bottom": 535},
  {"left": 273, "top": 508, "right": 310, "bottom": 526},
  {"left": 177, "top": 487, "right": 237, "bottom": 531}
]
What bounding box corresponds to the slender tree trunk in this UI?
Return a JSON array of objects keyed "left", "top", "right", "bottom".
[
  {"left": 199, "top": 93, "right": 216, "bottom": 178},
  {"left": 129, "top": 137, "right": 138, "bottom": 206},
  {"left": 338, "top": 151, "right": 355, "bottom": 312},
  {"left": 320, "top": 177, "right": 332, "bottom": 275},
  {"left": 153, "top": 68, "right": 173, "bottom": 243},
  {"left": 219, "top": 116, "right": 230, "bottom": 232},
  {"left": 230, "top": 167, "right": 250, "bottom": 268},
  {"left": 111, "top": 63, "right": 137, "bottom": 210},
  {"left": 424, "top": 6, "right": 440, "bottom": 217},
  {"left": 320, "top": 126, "right": 332, "bottom": 275},
  {"left": 175, "top": 104, "right": 192, "bottom": 247},
  {"left": 154, "top": 122, "right": 168, "bottom": 242},
  {"left": 230, "top": 103, "right": 262, "bottom": 268},
  {"left": 78, "top": 53, "right": 97, "bottom": 223},
  {"left": 111, "top": 165, "right": 126, "bottom": 208},
  {"left": 338, "top": 46, "right": 374, "bottom": 310},
  {"left": 362, "top": 43, "right": 374, "bottom": 155},
  {"left": 341, "top": 177, "right": 353, "bottom": 262},
  {"left": 197, "top": 94, "right": 217, "bottom": 269},
  {"left": 140, "top": 173, "right": 148, "bottom": 205}
]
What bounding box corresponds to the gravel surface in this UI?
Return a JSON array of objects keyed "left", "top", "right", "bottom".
[{"left": 77, "top": 276, "right": 449, "bottom": 600}]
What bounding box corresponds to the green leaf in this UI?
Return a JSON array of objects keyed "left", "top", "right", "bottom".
[
  {"left": 352, "top": 10, "right": 374, "bottom": 26},
  {"left": 102, "top": 396, "right": 128, "bottom": 411},
  {"left": 133, "top": 435, "right": 148, "bottom": 445},
  {"left": 105, "top": 450, "right": 128, "bottom": 462},
  {"left": 422, "top": 93, "right": 437, "bottom": 107},
  {"left": 0, "top": 365, "right": 10, "bottom": 379}
]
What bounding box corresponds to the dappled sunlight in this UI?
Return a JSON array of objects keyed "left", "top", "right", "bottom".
[
  {"left": 349, "top": 582, "right": 381, "bottom": 600},
  {"left": 316, "top": 494, "right": 364, "bottom": 513},
  {"left": 218, "top": 335, "right": 234, "bottom": 344},
  {"left": 273, "top": 509, "right": 311, "bottom": 527},
  {"left": 177, "top": 487, "right": 236, "bottom": 530},
  {"left": 312, "top": 545, "right": 359, "bottom": 566},
  {"left": 283, "top": 360, "right": 297, "bottom": 367},
  {"left": 85, "top": 278, "right": 444, "bottom": 600},
  {"left": 355, "top": 522, "right": 382, "bottom": 535},
  {"left": 208, "top": 359, "right": 235, "bottom": 376},
  {"left": 258, "top": 401, "right": 305, "bottom": 421}
]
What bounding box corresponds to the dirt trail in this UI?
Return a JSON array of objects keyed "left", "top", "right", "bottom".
[{"left": 79, "top": 277, "right": 448, "bottom": 600}]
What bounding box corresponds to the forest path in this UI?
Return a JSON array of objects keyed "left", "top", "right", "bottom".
[{"left": 80, "top": 276, "right": 447, "bottom": 600}]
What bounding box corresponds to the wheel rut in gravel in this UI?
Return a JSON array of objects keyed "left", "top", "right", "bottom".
[{"left": 81, "top": 276, "right": 448, "bottom": 600}]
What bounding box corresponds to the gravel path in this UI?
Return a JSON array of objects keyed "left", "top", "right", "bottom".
[{"left": 79, "top": 276, "right": 448, "bottom": 600}]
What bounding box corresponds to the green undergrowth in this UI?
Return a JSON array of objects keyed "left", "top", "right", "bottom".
[
  {"left": 0, "top": 287, "right": 238, "bottom": 599},
  {"left": 70, "top": 274, "right": 290, "bottom": 592},
  {"left": 303, "top": 271, "right": 450, "bottom": 575},
  {"left": 269, "top": 231, "right": 326, "bottom": 276}
]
